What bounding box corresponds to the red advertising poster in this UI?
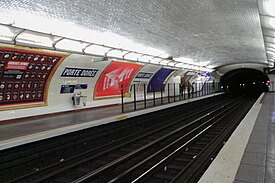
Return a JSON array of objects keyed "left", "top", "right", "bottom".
[
  {"left": 0, "top": 47, "right": 65, "bottom": 109},
  {"left": 95, "top": 61, "right": 142, "bottom": 98}
]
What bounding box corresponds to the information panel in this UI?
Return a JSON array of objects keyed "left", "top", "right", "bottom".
[
  {"left": 94, "top": 61, "right": 142, "bottom": 98},
  {"left": 0, "top": 47, "right": 65, "bottom": 108}
]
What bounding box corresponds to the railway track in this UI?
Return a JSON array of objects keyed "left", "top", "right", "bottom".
[
  {"left": 67, "top": 99, "right": 244, "bottom": 183},
  {"left": 0, "top": 96, "right": 225, "bottom": 182},
  {"left": 2, "top": 97, "right": 254, "bottom": 183},
  {"left": 0, "top": 96, "right": 255, "bottom": 183}
]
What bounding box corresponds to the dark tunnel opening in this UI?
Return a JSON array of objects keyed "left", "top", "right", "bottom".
[{"left": 220, "top": 68, "right": 269, "bottom": 97}]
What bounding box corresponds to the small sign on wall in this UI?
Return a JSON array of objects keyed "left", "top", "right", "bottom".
[
  {"left": 61, "top": 67, "right": 98, "bottom": 77},
  {"left": 60, "top": 85, "right": 75, "bottom": 94},
  {"left": 60, "top": 83, "right": 88, "bottom": 94},
  {"left": 135, "top": 72, "right": 153, "bottom": 79},
  {"left": 75, "top": 84, "right": 88, "bottom": 90}
]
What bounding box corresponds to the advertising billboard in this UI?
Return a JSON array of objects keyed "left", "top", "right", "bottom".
[
  {"left": 147, "top": 68, "right": 174, "bottom": 92},
  {"left": 94, "top": 61, "right": 142, "bottom": 98},
  {"left": 0, "top": 47, "right": 65, "bottom": 109}
]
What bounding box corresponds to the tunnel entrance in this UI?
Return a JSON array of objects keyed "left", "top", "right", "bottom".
[{"left": 220, "top": 68, "right": 269, "bottom": 97}]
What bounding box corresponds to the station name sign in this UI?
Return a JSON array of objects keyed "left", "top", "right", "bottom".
[
  {"left": 135, "top": 72, "right": 153, "bottom": 79},
  {"left": 61, "top": 67, "right": 98, "bottom": 77}
]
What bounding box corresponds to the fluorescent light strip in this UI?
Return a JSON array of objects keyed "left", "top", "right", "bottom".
[
  {"left": 106, "top": 49, "right": 129, "bottom": 58},
  {"left": 55, "top": 39, "right": 90, "bottom": 53},
  {"left": 150, "top": 57, "right": 163, "bottom": 64},
  {"left": 16, "top": 30, "right": 61, "bottom": 48},
  {"left": 0, "top": 24, "right": 215, "bottom": 72},
  {"left": 124, "top": 52, "right": 143, "bottom": 61}
]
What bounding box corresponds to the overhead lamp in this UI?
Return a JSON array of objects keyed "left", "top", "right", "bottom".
[
  {"left": 158, "top": 53, "right": 170, "bottom": 59},
  {"left": 201, "top": 67, "right": 213, "bottom": 72},
  {"left": 140, "top": 47, "right": 167, "bottom": 57},
  {"left": 159, "top": 60, "right": 170, "bottom": 65},
  {"left": 196, "top": 61, "right": 210, "bottom": 67},
  {"left": 0, "top": 24, "right": 22, "bottom": 42},
  {"left": 260, "top": 15, "right": 275, "bottom": 29},
  {"left": 16, "top": 30, "right": 61, "bottom": 48},
  {"left": 124, "top": 52, "right": 142, "bottom": 61},
  {"left": 184, "top": 65, "right": 193, "bottom": 69},
  {"left": 106, "top": 49, "right": 129, "bottom": 58},
  {"left": 267, "top": 50, "right": 275, "bottom": 55},
  {"left": 266, "top": 42, "right": 275, "bottom": 48},
  {"left": 150, "top": 57, "right": 163, "bottom": 64},
  {"left": 174, "top": 63, "right": 184, "bottom": 68},
  {"left": 138, "top": 55, "right": 154, "bottom": 63},
  {"left": 168, "top": 62, "right": 177, "bottom": 67},
  {"left": 206, "top": 65, "right": 216, "bottom": 69},
  {"left": 266, "top": 47, "right": 275, "bottom": 52},
  {"left": 259, "top": 0, "right": 275, "bottom": 17},
  {"left": 174, "top": 57, "right": 194, "bottom": 64},
  {"left": 85, "top": 44, "right": 111, "bottom": 56},
  {"left": 265, "top": 36, "right": 275, "bottom": 43},
  {"left": 263, "top": 28, "right": 275, "bottom": 38},
  {"left": 190, "top": 66, "right": 199, "bottom": 70},
  {"left": 55, "top": 39, "right": 90, "bottom": 52},
  {"left": 267, "top": 51, "right": 275, "bottom": 55}
]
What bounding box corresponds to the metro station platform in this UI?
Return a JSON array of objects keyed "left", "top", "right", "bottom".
[
  {"left": 2, "top": 92, "right": 273, "bottom": 182},
  {"left": 199, "top": 92, "right": 274, "bottom": 183},
  {"left": 0, "top": 93, "right": 222, "bottom": 151}
]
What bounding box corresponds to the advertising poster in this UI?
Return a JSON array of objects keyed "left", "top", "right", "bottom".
[
  {"left": 147, "top": 68, "right": 174, "bottom": 92},
  {"left": 180, "top": 71, "right": 196, "bottom": 92},
  {"left": 0, "top": 47, "right": 65, "bottom": 108},
  {"left": 94, "top": 61, "right": 142, "bottom": 98}
]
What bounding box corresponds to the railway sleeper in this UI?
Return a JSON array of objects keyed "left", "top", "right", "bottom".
[
  {"left": 93, "top": 159, "right": 110, "bottom": 165},
  {"left": 175, "top": 157, "right": 192, "bottom": 163},
  {"left": 199, "top": 137, "right": 213, "bottom": 142},
  {"left": 120, "top": 147, "right": 136, "bottom": 152},
  {"left": 139, "top": 139, "right": 154, "bottom": 144},
  {"left": 54, "top": 176, "right": 72, "bottom": 183},
  {"left": 187, "top": 146, "right": 204, "bottom": 152},
  {"left": 166, "top": 164, "right": 186, "bottom": 171},
  {"left": 154, "top": 172, "right": 177, "bottom": 180}
]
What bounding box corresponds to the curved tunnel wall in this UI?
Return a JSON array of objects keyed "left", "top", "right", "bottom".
[
  {"left": 0, "top": 44, "right": 180, "bottom": 120},
  {"left": 0, "top": 44, "right": 212, "bottom": 121},
  {"left": 220, "top": 68, "right": 269, "bottom": 96}
]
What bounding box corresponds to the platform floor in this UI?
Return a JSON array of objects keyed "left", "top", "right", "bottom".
[
  {"left": 0, "top": 93, "right": 222, "bottom": 151},
  {"left": 199, "top": 92, "right": 275, "bottom": 183}
]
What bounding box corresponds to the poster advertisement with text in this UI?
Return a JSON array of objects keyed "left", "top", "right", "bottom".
[
  {"left": 94, "top": 61, "right": 142, "bottom": 98},
  {"left": 0, "top": 47, "right": 64, "bottom": 109}
]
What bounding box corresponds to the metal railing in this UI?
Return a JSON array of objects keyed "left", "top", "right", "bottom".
[{"left": 121, "top": 82, "right": 222, "bottom": 113}]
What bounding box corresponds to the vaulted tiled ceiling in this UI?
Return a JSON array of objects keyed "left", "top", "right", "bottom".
[
  {"left": 258, "top": 0, "right": 275, "bottom": 67},
  {"left": 0, "top": 0, "right": 268, "bottom": 68}
]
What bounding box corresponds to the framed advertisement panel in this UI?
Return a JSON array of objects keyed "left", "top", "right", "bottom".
[
  {"left": 94, "top": 61, "right": 142, "bottom": 99},
  {"left": 0, "top": 46, "right": 66, "bottom": 110},
  {"left": 147, "top": 68, "right": 174, "bottom": 92}
]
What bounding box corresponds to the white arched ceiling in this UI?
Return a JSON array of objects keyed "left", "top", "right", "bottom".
[
  {"left": 216, "top": 63, "right": 267, "bottom": 76},
  {"left": 0, "top": 0, "right": 268, "bottom": 69}
]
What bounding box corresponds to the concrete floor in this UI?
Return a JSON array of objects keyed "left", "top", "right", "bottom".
[
  {"left": 199, "top": 93, "right": 275, "bottom": 183},
  {"left": 0, "top": 93, "right": 222, "bottom": 150}
]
